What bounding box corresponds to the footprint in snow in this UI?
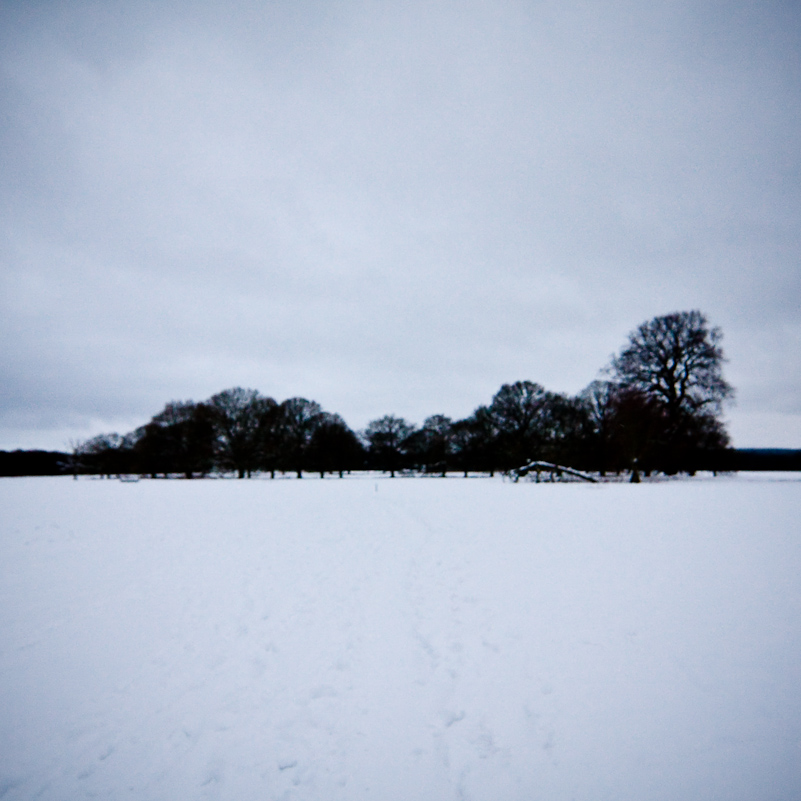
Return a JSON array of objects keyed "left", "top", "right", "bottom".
[
  {"left": 98, "top": 744, "right": 115, "bottom": 761},
  {"left": 442, "top": 710, "right": 466, "bottom": 727},
  {"left": 200, "top": 769, "right": 222, "bottom": 786}
]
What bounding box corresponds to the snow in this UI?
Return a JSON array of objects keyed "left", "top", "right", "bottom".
[{"left": 1, "top": 473, "right": 800, "bottom": 800}]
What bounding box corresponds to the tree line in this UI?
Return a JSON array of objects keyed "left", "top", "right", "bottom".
[{"left": 67, "top": 311, "right": 737, "bottom": 479}]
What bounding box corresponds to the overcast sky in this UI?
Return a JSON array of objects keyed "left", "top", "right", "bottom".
[{"left": 2, "top": 0, "right": 800, "bottom": 451}]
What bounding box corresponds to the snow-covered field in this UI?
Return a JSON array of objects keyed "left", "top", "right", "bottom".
[{"left": 1, "top": 474, "right": 800, "bottom": 801}]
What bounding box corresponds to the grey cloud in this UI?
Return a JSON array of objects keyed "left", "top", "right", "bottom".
[{"left": 1, "top": 0, "right": 800, "bottom": 448}]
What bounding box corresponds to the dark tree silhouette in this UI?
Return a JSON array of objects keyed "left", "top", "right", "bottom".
[
  {"left": 406, "top": 415, "right": 454, "bottom": 475},
  {"left": 0, "top": 450, "right": 69, "bottom": 477},
  {"left": 306, "top": 413, "right": 365, "bottom": 477},
  {"left": 451, "top": 406, "right": 499, "bottom": 476},
  {"left": 79, "top": 433, "right": 131, "bottom": 477},
  {"left": 134, "top": 401, "right": 216, "bottom": 478},
  {"left": 55, "top": 314, "right": 739, "bottom": 483},
  {"left": 611, "top": 311, "right": 733, "bottom": 424},
  {"left": 209, "top": 388, "right": 273, "bottom": 478},
  {"left": 579, "top": 380, "right": 619, "bottom": 475},
  {"left": 488, "top": 381, "right": 559, "bottom": 468},
  {"left": 605, "top": 386, "right": 669, "bottom": 478},
  {"left": 607, "top": 311, "right": 733, "bottom": 473},
  {"left": 133, "top": 421, "right": 171, "bottom": 478},
  {"left": 541, "top": 393, "right": 593, "bottom": 467},
  {"left": 254, "top": 400, "right": 284, "bottom": 478},
  {"left": 275, "top": 397, "right": 324, "bottom": 477},
  {"left": 363, "top": 415, "right": 416, "bottom": 477}
]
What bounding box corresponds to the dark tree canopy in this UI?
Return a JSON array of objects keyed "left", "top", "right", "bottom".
[
  {"left": 611, "top": 311, "right": 733, "bottom": 421},
  {"left": 487, "top": 381, "right": 588, "bottom": 468},
  {"left": 56, "top": 310, "right": 737, "bottom": 481},
  {"left": 592, "top": 311, "right": 735, "bottom": 475},
  {"left": 135, "top": 401, "right": 216, "bottom": 478},
  {"left": 275, "top": 397, "right": 324, "bottom": 477},
  {"left": 363, "top": 415, "right": 416, "bottom": 476},
  {"left": 450, "top": 406, "right": 499, "bottom": 475},
  {"left": 306, "top": 413, "right": 364, "bottom": 477},
  {"left": 404, "top": 415, "right": 455, "bottom": 475},
  {"left": 79, "top": 433, "right": 127, "bottom": 477},
  {"left": 489, "top": 381, "right": 549, "bottom": 437},
  {"left": 209, "top": 388, "right": 274, "bottom": 478}
]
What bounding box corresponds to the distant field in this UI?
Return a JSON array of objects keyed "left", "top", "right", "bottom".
[{"left": 1, "top": 475, "right": 800, "bottom": 801}]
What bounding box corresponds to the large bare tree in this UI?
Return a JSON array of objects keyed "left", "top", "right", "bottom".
[
  {"left": 363, "top": 415, "right": 416, "bottom": 477},
  {"left": 209, "top": 388, "right": 275, "bottom": 478},
  {"left": 610, "top": 310, "right": 733, "bottom": 423}
]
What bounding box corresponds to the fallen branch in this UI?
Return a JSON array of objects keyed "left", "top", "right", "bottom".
[{"left": 510, "top": 460, "right": 598, "bottom": 483}]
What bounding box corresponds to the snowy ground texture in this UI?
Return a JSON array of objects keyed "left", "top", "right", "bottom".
[{"left": 1, "top": 474, "right": 800, "bottom": 801}]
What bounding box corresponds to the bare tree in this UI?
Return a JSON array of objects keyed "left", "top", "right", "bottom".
[
  {"left": 451, "top": 406, "right": 500, "bottom": 476},
  {"left": 306, "top": 413, "right": 364, "bottom": 477},
  {"left": 209, "top": 388, "right": 273, "bottom": 478},
  {"left": 488, "top": 381, "right": 563, "bottom": 468},
  {"left": 405, "top": 415, "right": 454, "bottom": 475},
  {"left": 79, "top": 433, "right": 129, "bottom": 477},
  {"left": 363, "top": 415, "right": 416, "bottom": 477},
  {"left": 275, "top": 397, "right": 323, "bottom": 478},
  {"left": 134, "top": 401, "right": 216, "bottom": 478},
  {"left": 610, "top": 310, "right": 733, "bottom": 423},
  {"left": 606, "top": 311, "right": 733, "bottom": 475},
  {"left": 578, "top": 380, "right": 619, "bottom": 475}
]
